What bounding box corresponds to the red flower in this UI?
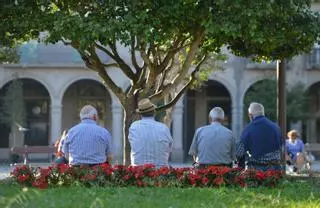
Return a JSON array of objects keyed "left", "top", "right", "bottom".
[
  {"left": 201, "top": 177, "right": 209, "bottom": 185},
  {"left": 18, "top": 175, "right": 29, "bottom": 182},
  {"left": 58, "top": 164, "right": 69, "bottom": 174},
  {"left": 123, "top": 174, "right": 131, "bottom": 181},
  {"left": 158, "top": 167, "right": 169, "bottom": 175},
  {"left": 32, "top": 179, "right": 48, "bottom": 189},
  {"left": 136, "top": 180, "right": 144, "bottom": 187},
  {"left": 213, "top": 176, "right": 224, "bottom": 186},
  {"left": 255, "top": 171, "right": 266, "bottom": 180}
]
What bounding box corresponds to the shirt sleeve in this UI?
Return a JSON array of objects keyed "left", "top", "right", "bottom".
[
  {"left": 236, "top": 127, "right": 249, "bottom": 158},
  {"left": 230, "top": 134, "right": 236, "bottom": 161},
  {"left": 188, "top": 128, "right": 199, "bottom": 156},
  {"left": 62, "top": 134, "right": 70, "bottom": 156},
  {"left": 105, "top": 131, "right": 112, "bottom": 156}
]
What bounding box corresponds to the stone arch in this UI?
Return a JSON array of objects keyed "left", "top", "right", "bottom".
[
  {"left": 208, "top": 75, "right": 236, "bottom": 105},
  {"left": 305, "top": 81, "right": 320, "bottom": 144},
  {"left": 0, "top": 73, "right": 55, "bottom": 104},
  {"left": 240, "top": 76, "right": 275, "bottom": 106},
  {"left": 0, "top": 78, "right": 52, "bottom": 147},
  {"left": 58, "top": 76, "right": 113, "bottom": 103},
  {"left": 183, "top": 79, "right": 232, "bottom": 161},
  {"left": 242, "top": 79, "right": 277, "bottom": 123},
  {"left": 61, "top": 79, "right": 113, "bottom": 131}
]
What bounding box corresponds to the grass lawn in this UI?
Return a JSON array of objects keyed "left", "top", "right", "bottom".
[{"left": 0, "top": 179, "right": 319, "bottom": 208}]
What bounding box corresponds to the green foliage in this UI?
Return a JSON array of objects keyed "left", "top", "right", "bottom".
[
  {"left": 0, "top": 47, "right": 19, "bottom": 64},
  {"left": 0, "top": 79, "right": 26, "bottom": 127},
  {"left": 244, "top": 79, "right": 278, "bottom": 121},
  {"left": 244, "top": 79, "right": 309, "bottom": 123}
]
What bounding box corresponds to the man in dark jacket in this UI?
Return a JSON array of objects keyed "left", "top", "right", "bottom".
[{"left": 236, "top": 102, "right": 282, "bottom": 171}]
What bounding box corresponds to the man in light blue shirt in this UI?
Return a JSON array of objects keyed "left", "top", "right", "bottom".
[
  {"left": 62, "top": 105, "right": 113, "bottom": 166},
  {"left": 189, "top": 107, "right": 235, "bottom": 168},
  {"left": 129, "top": 98, "right": 173, "bottom": 167}
]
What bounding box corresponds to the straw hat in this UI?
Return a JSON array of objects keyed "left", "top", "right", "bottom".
[{"left": 137, "top": 98, "right": 156, "bottom": 113}]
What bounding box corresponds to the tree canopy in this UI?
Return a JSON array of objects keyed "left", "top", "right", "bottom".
[{"left": 1, "top": 0, "right": 319, "bottom": 164}]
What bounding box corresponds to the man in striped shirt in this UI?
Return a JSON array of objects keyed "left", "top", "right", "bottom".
[
  {"left": 62, "top": 105, "right": 113, "bottom": 166},
  {"left": 129, "top": 98, "right": 173, "bottom": 167}
]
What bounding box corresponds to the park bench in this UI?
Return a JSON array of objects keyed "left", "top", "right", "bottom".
[{"left": 11, "top": 145, "right": 55, "bottom": 164}]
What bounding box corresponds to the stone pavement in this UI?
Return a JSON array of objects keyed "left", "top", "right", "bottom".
[{"left": 1, "top": 161, "right": 319, "bottom": 180}]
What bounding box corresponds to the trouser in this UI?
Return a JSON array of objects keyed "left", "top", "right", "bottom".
[
  {"left": 248, "top": 162, "right": 282, "bottom": 171},
  {"left": 72, "top": 161, "right": 109, "bottom": 168},
  {"left": 198, "top": 163, "right": 232, "bottom": 169}
]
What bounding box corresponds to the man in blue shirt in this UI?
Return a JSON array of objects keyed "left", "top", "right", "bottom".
[
  {"left": 189, "top": 107, "right": 235, "bottom": 168},
  {"left": 236, "top": 102, "right": 281, "bottom": 171},
  {"left": 62, "top": 105, "right": 113, "bottom": 166},
  {"left": 129, "top": 98, "right": 173, "bottom": 168}
]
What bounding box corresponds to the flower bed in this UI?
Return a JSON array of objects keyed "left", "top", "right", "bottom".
[{"left": 10, "top": 164, "right": 282, "bottom": 189}]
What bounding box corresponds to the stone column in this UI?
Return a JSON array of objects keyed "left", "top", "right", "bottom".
[
  {"left": 232, "top": 102, "right": 243, "bottom": 141},
  {"left": 50, "top": 100, "right": 62, "bottom": 145},
  {"left": 171, "top": 97, "right": 184, "bottom": 162},
  {"left": 111, "top": 97, "right": 123, "bottom": 164},
  {"left": 307, "top": 119, "right": 317, "bottom": 143}
]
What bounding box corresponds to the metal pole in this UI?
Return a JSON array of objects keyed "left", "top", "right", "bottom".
[{"left": 277, "top": 59, "right": 286, "bottom": 171}]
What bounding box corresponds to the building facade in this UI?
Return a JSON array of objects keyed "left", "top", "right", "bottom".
[{"left": 1, "top": 41, "right": 320, "bottom": 162}]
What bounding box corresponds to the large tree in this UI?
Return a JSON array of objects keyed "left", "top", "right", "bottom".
[{"left": 1, "top": 0, "right": 319, "bottom": 164}]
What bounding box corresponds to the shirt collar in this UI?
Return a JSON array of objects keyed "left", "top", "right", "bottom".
[
  {"left": 81, "top": 119, "right": 97, "bottom": 124},
  {"left": 210, "top": 121, "right": 221, "bottom": 125},
  {"left": 141, "top": 116, "right": 155, "bottom": 120},
  {"left": 252, "top": 115, "right": 265, "bottom": 121}
]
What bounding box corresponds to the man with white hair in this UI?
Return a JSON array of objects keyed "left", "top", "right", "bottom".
[
  {"left": 189, "top": 107, "right": 235, "bottom": 168},
  {"left": 62, "top": 105, "right": 113, "bottom": 166},
  {"left": 236, "top": 102, "right": 281, "bottom": 171}
]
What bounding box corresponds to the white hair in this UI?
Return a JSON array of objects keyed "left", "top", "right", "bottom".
[
  {"left": 209, "top": 107, "right": 225, "bottom": 121},
  {"left": 79, "top": 105, "right": 98, "bottom": 120},
  {"left": 248, "top": 102, "right": 265, "bottom": 117}
]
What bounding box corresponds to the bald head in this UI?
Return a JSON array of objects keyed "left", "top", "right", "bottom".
[{"left": 80, "top": 105, "right": 98, "bottom": 121}]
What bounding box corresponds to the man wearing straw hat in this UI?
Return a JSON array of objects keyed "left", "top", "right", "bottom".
[{"left": 128, "top": 98, "right": 173, "bottom": 167}]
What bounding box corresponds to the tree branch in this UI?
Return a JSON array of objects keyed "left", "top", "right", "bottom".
[
  {"left": 157, "top": 36, "right": 186, "bottom": 73},
  {"left": 102, "top": 62, "right": 119, "bottom": 68},
  {"left": 149, "top": 29, "right": 205, "bottom": 101},
  {"left": 130, "top": 35, "right": 142, "bottom": 73},
  {"left": 156, "top": 55, "right": 208, "bottom": 110},
  {"left": 156, "top": 57, "right": 175, "bottom": 93},
  {"left": 87, "top": 46, "right": 126, "bottom": 102},
  {"left": 95, "top": 42, "right": 137, "bottom": 82},
  {"left": 108, "top": 41, "right": 137, "bottom": 81}
]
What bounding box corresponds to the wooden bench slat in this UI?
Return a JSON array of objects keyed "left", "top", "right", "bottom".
[{"left": 11, "top": 145, "right": 55, "bottom": 164}]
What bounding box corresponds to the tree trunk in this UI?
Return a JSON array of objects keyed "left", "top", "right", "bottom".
[{"left": 122, "top": 97, "right": 140, "bottom": 165}]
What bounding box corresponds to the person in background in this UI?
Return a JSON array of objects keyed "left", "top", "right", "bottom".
[
  {"left": 54, "top": 129, "right": 68, "bottom": 164},
  {"left": 189, "top": 107, "right": 235, "bottom": 168},
  {"left": 236, "top": 102, "right": 282, "bottom": 171},
  {"left": 286, "top": 130, "right": 306, "bottom": 172},
  {"left": 129, "top": 98, "right": 173, "bottom": 168},
  {"left": 62, "top": 105, "right": 113, "bottom": 167}
]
